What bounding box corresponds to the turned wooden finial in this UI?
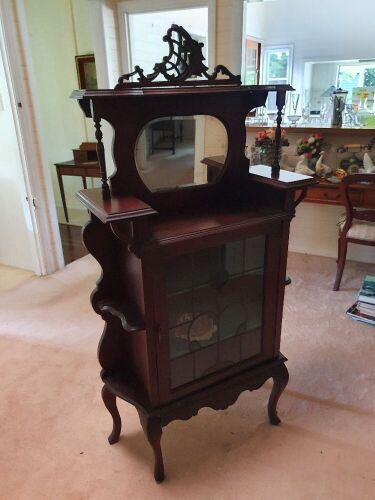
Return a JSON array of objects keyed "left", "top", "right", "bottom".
[
  {"left": 94, "top": 117, "right": 111, "bottom": 200},
  {"left": 272, "top": 89, "right": 287, "bottom": 179}
]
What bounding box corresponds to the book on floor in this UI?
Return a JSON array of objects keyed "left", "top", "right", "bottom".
[
  {"left": 347, "top": 304, "right": 375, "bottom": 325},
  {"left": 347, "top": 274, "right": 375, "bottom": 325},
  {"left": 357, "top": 275, "right": 375, "bottom": 305},
  {"left": 357, "top": 301, "right": 375, "bottom": 315}
]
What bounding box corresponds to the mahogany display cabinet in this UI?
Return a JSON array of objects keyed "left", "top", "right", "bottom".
[{"left": 73, "top": 26, "right": 315, "bottom": 482}]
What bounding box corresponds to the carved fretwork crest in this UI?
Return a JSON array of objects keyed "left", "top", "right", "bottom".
[{"left": 115, "top": 24, "right": 241, "bottom": 89}]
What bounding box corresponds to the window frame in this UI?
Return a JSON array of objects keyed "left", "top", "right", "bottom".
[{"left": 261, "top": 44, "right": 294, "bottom": 86}]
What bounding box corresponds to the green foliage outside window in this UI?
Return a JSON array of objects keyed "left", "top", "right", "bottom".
[
  {"left": 364, "top": 68, "right": 375, "bottom": 87},
  {"left": 268, "top": 52, "right": 288, "bottom": 79}
]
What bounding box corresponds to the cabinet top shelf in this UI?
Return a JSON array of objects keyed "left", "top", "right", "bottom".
[
  {"left": 71, "top": 84, "right": 293, "bottom": 100},
  {"left": 146, "top": 206, "right": 289, "bottom": 248}
]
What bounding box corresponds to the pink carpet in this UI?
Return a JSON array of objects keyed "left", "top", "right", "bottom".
[{"left": 1, "top": 253, "right": 374, "bottom": 499}]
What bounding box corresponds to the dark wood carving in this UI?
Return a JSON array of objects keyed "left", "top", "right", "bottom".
[
  {"left": 116, "top": 24, "right": 241, "bottom": 89},
  {"left": 73, "top": 25, "right": 315, "bottom": 483}
]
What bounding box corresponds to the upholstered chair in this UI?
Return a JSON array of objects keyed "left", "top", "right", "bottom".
[{"left": 333, "top": 173, "right": 375, "bottom": 291}]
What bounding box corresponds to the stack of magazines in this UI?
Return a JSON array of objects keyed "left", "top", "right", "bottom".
[{"left": 347, "top": 275, "right": 375, "bottom": 325}]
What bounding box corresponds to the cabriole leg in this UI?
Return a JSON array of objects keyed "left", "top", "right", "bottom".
[
  {"left": 268, "top": 363, "right": 289, "bottom": 425},
  {"left": 101, "top": 385, "right": 122, "bottom": 444},
  {"left": 137, "top": 411, "right": 165, "bottom": 483}
]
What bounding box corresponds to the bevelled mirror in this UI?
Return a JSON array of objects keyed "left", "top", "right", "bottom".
[{"left": 135, "top": 115, "right": 228, "bottom": 192}]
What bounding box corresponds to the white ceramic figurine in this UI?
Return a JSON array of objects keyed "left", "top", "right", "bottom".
[
  {"left": 295, "top": 154, "right": 314, "bottom": 176},
  {"left": 315, "top": 151, "right": 332, "bottom": 178},
  {"left": 363, "top": 152, "right": 375, "bottom": 173}
]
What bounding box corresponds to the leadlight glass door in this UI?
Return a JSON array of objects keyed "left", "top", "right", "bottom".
[{"left": 163, "top": 234, "right": 267, "bottom": 391}]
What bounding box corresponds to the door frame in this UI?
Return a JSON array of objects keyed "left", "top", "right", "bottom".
[
  {"left": 117, "top": 0, "right": 217, "bottom": 75},
  {"left": 0, "top": 0, "right": 64, "bottom": 275},
  {"left": 242, "top": 37, "right": 262, "bottom": 85}
]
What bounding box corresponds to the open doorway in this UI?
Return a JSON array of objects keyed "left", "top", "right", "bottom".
[
  {"left": 0, "top": 11, "right": 40, "bottom": 280},
  {"left": 19, "top": 0, "right": 99, "bottom": 265}
]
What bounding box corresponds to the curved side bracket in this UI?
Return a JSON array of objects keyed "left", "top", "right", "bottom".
[{"left": 99, "top": 300, "right": 144, "bottom": 333}]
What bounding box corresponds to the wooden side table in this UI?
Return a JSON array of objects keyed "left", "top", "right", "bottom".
[
  {"left": 54, "top": 160, "right": 101, "bottom": 222},
  {"left": 201, "top": 155, "right": 226, "bottom": 182}
]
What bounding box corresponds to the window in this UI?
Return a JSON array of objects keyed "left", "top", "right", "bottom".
[
  {"left": 262, "top": 45, "right": 293, "bottom": 109},
  {"left": 117, "top": 0, "right": 215, "bottom": 77},
  {"left": 337, "top": 62, "right": 375, "bottom": 105},
  {"left": 126, "top": 8, "right": 209, "bottom": 78}
]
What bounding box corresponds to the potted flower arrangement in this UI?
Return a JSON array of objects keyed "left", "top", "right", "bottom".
[
  {"left": 296, "top": 133, "right": 325, "bottom": 171},
  {"left": 255, "top": 128, "right": 289, "bottom": 166}
]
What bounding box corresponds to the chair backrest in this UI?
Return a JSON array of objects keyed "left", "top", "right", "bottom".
[{"left": 340, "top": 173, "right": 375, "bottom": 233}]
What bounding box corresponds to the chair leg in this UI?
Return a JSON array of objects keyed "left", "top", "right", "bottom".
[
  {"left": 336, "top": 237, "right": 340, "bottom": 263},
  {"left": 333, "top": 238, "right": 348, "bottom": 291}
]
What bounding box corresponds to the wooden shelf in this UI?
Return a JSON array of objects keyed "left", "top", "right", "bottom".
[
  {"left": 246, "top": 125, "right": 375, "bottom": 136},
  {"left": 148, "top": 206, "right": 289, "bottom": 246},
  {"left": 77, "top": 188, "right": 157, "bottom": 223}
]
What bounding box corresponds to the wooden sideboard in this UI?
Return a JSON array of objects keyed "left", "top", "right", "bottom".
[
  {"left": 304, "top": 179, "right": 375, "bottom": 208},
  {"left": 202, "top": 156, "right": 375, "bottom": 209},
  {"left": 245, "top": 125, "right": 375, "bottom": 208}
]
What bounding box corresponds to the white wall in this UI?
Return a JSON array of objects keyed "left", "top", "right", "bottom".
[
  {"left": 0, "top": 42, "right": 38, "bottom": 270},
  {"left": 247, "top": 0, "right": 375, "bottom": 97},
  {"left": 23, "top": 0, "right": 97, "bottom": 216}
]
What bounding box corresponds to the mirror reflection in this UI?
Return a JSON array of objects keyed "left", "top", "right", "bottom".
[
  {"left": 304, "top": 60, "right": 375, "bottom": 127},
  {"left": 135, "top": 115, "right": 228, "bottom": 192}
]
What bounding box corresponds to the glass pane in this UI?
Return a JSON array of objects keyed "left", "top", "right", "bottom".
[
  {"left": 262, "top": 46, "right": 291, "bottom": 110},
  {"left": 135, "top": 116, "right": 228, "bottom": 192},
  {"left": 128, "top": 8, "right": 209, "bottom": 78},
  {"left": 245, "top": 235, "right": 265, "bottom": 271},
  {"left": 166, "top": 236, "right": 266, "bottom": 389},
  {"left": 268, "top": 50, "right": 289, "bottom": 79},
  {"left": 165, "top": 253, "right": 192, "bottom": 294},
  {"left": 225, "top": 240, "right": 244, "bottom": 275},
  {"left": 306, "top": 60, "right": 375, "bottom": 111}
]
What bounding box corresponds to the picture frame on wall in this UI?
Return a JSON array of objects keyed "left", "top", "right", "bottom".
[{"left": 75, "top": 54, "right": 98, "bottom": 90}]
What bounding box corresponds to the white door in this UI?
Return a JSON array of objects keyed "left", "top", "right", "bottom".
[{"left": 0, "top": 19, "right": 39, "bottom": 272}]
